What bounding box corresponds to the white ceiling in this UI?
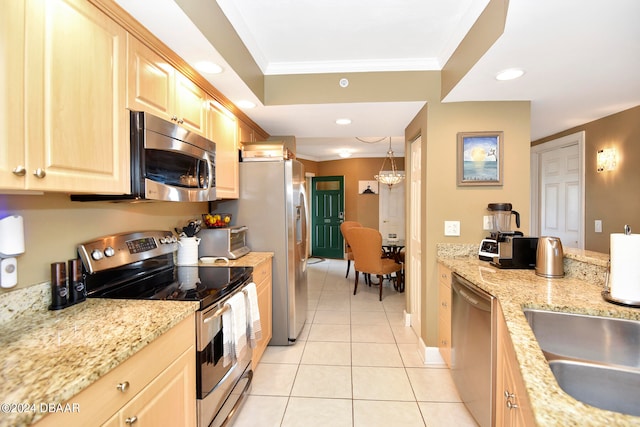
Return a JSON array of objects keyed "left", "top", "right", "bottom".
[{"left": 115, "top": 0, "right": 640, "bottom": 161}]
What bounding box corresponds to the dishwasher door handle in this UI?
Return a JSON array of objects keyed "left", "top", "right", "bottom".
[{"left": 452, "top": 273, "right": 493, "bottom": 312}]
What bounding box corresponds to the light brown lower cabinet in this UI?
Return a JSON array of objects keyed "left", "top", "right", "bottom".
[
  {"left": 437, "top": 263, "right": 452, "bottom": 367},
  {"left": 35, "top": 314, "right": 196, "bottom": 427},
  {"left": 496, "top": 302, "right": 535, "bottom": 427},
  {"left": 252, "top": 257, "right": 273, "bottom": 369}
]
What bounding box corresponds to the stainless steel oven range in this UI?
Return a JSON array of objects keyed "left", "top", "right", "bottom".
[{"left": 78, "top": 230, "right": 253, "bottom": 427}]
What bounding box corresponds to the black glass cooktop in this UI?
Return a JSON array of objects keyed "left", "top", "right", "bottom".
[{"left": 85, "top": 253, "right": 252, "bottom": 309}]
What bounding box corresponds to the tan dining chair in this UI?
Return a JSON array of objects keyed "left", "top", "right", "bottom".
[
  {"left": 347, "top": 227, "right": 402, "bottom": 301},
  {"left": 340, "top": 221, "right": 362, "bottom": 278}
]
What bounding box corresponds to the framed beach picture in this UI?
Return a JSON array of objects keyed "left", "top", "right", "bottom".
[{"left": 456, "top": 131, "right": 504, "bottom": 186}]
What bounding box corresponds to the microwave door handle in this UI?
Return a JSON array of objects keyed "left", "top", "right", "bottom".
[{"left": 201, "top": 152, "right": 214, "bottom": 190}]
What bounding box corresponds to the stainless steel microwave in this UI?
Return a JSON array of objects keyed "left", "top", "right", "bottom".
[{"left": 71, "top": 111, "right": 216, "bottom": 202}]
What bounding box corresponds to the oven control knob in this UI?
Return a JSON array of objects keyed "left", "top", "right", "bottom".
[
  {"left": 104, "top": 247, "right": 115, "bottom": 257},
  {"left": 91, "top": 249, "right": 103, "bottom": 261}
]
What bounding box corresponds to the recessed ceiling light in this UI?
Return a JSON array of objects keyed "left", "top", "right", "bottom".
[
  {"left": 236, "top": 100, "right": 256, "bottom": 109},
  {"left": 339, "top": 78, "right": 349, "bottom": 88},
  {"left": 194, "top": 61, "right": 223, "bottom": 74},
  {"left": 338, "top": 150, "right": 352, "bottom": 158},
  {"left": 495, "top": 68, "right": 525, "bottom": 81},
  {"left": 336, "top": 118, "right": 351, "bottom": 125}
]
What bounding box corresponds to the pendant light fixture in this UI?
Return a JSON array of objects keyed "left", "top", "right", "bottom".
[{"left": 374, "top": 137, "right": 405, "bottom": 189}]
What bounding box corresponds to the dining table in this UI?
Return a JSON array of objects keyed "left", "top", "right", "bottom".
[{"left": 382, "top": 239, "right": 405, "bottom": 292}]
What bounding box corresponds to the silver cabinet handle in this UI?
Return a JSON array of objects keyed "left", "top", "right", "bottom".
[
  {"left": 33, "top": 168, "right": 46, "bottom": 178},
  {"left": 12, "top": 166, "right": 26, "bottom": 176},
  {"left": 177, "top": 118, "right": 184, "bottom": 124},
  {"left": 125, "top": 415, "right": 138, "bottom": 424},
  {"left": 116, "top": 381, "right": 130, "bottom": 392},
  {"left": 171, "top": 115, "right": 178, "bottom": 121}
]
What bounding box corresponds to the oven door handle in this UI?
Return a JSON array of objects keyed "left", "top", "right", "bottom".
[{"left": 204, "top": 304, "right": 230, "bottom": 323}]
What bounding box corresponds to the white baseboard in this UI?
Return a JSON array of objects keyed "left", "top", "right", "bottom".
[
  {"left": 403, "top": 309, "right": 411, "bottom": 326},
  {"left": 418, "top": 339, "right": 446, "bottom": 366}
]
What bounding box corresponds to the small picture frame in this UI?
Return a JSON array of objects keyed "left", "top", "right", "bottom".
[
  {"left": 457, "top": 131, "right": 503, "bottom": 186},
  {"left": 358, "top": 180, "right": 379, "bottom": 194}
]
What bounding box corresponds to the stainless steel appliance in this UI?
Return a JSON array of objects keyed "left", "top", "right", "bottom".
[
  {"left": 535, "top": 236, "right": 564, "bottom": 277},
  {"left": 198, "top": 226, "right": 250, "bottom": 260},
  {"left": 451, "top": 272, "right": 495, "bottom": 427},
  {"left": 78, "top": 231, "right": 253, "bottom": 427},
  {"left": 71, "top": 111, "right": 216, "bottom": 202},
  {"left": 215, "top": 158, "right": 308, "bottom": 345}
]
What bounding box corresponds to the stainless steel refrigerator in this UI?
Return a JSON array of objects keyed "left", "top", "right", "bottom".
[{"left": 218, "top": 159, "right": 308, "bottom": 345}]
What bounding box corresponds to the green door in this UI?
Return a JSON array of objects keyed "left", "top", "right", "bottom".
[{"left": 311, "top": 176, "right": 344, "bottom": 258}]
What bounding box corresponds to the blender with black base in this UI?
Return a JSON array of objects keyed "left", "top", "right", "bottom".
[{"left": 478, "top": 203, "right": 523, "bottom": 261}]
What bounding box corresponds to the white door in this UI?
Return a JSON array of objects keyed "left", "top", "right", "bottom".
[
  {"left": 379, "top": 180, "right": 405, "bottom": 240},
  {"left": 531, "top": 131, "right": 584, "bottom": 249},
  {"left": 409, "top": 136, "right": 422, "bottom": 338}
]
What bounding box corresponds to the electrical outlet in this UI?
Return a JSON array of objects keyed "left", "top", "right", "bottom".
[
  {"left": 483, "top": 215, "right": 493, "bottom": 231},
  {"left": 595, "top": 219, "right": 602, "bottom": 233},
  {"left": 444, "top": 220, "right": 460, "bottom": 236}
]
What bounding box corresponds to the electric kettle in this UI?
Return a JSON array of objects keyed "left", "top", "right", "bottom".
[{"left": 535, "top": 236, "right": 564, "bottom": 278}]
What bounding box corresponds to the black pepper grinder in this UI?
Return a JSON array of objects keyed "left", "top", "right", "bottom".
[
  {"left": 49, "top": 262, "right": 68, "bottom": 310},
  {"left": 68, "top": 258, "right": 86, "bottom": 305}
]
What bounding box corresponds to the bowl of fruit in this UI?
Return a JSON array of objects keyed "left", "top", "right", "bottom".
[{"left": 202, "top": 213, "right": 232, "bottom": 228}]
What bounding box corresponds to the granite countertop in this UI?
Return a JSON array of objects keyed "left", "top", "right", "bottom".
[
  {"left": 0, "top": 297, "right": 198, "bottom": 427},
  {"left": 438, "top": 247, "right": 640, "bottom": 426}
]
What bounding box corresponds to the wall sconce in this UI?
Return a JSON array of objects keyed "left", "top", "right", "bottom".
[{"left": 597, "top": 148, "right": 618, "bottom": 172}]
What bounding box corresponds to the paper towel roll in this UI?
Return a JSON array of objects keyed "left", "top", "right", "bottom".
[
  {"left": 0, "top": 215, "right": 25, "bottom": 257},
  {"left": 609, "top": 233, "right": 640, "bottom": 302}
]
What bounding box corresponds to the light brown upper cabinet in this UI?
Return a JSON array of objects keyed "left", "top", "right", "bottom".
[
  {"left": 238, "top": 120, "right": 257, "bottom": 145},
  {"left": 0, "top": 0, "right": 25, "bottom": 190},
  {"left": 207, "top": 100, "right": 239, "bottom": 199},
  {"left": 1, "top": 0, "right": 130, "bottom": 193},
  {"left": 127, "top": 35, "right": 207, "bottom": 137}
]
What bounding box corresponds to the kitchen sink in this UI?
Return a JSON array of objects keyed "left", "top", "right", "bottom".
[
  {"left": 523, "top": 308, "right": 640, "bottom": 368},
  {"left": 549, "top": 360, "right": 640, "bottom": 416},
  {"left": 523, "top": 308, "right": 640, "bottom": 416}
]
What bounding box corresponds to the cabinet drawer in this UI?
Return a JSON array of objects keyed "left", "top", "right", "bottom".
[
  {"left": 253, "top": 259, "right": 272, "bottom": 285},
  {"left": 36, "top": 314, "right": 195, "bottom": 427},
  {"left": 437, "top": 264, "right": 451, "bottom": 287}
]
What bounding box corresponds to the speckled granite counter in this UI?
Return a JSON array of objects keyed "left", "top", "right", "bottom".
[
  {"left": 0, "top": 286, "right": 198, "bottom": 427},
  {"left": 437, "top": 244, "right": 640, "bottom": 426}
]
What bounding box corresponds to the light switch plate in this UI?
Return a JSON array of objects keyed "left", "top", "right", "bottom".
[
  {"left": 483, "top": 215, "right": 493, "bottom": 230},
  {"left": 595, "top": 219, "right": 603, "bottom": 233},
  {"left": 444, "top": 220, "right": 460, "bottom": 236}
]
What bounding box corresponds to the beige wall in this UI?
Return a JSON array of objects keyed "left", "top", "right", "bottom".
[
  {"left": 407, "top": 99, "right": 531, "bottom": 347},
  {"left": 0, "top": 193, "right": 207, "bottom": 291},
  {"left": 532, "top": 105, "right": 640, "bottom": 253},
  {"left": 298, "top": 157, "right": 405, "bottom": 230}
]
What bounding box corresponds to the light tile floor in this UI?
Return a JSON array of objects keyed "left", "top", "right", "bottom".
[{"left": 231, "top": 258, "right": 479, "bottom": 427}]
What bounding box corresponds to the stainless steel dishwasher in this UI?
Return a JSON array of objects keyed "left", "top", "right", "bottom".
[{"left": 450, "top": 272, "right": 496, "bottom": 427}]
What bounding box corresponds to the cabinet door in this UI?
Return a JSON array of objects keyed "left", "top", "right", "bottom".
[
  {"left": 252, "top": 258, "right": 273, "bottom": 369},
  {"left": 126, "top": 34, "right": 175, "bottom": 120},
  {"left": 25, "top": 0, "right": 129, "bottom": 193},
  {"left": 496, "top": 303, "right": 535, "bottom": 427},
  {"left": 238, "top": 120, "right": 256, "bottom": 145},
  {"left": 208, "top": 100, "right": 238, "bottom": 199},
  {"left": 0, "top": 0, "right": 26, "bottom": 189},
  {"left": 115, "top": 348, "right": 196, "bottom": 427},
  {"left": 437, "top": 264, "right": 452, "bottom": 367},
  {"left": 174, "top": 73, "right": 207, "bottom": 136}
]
